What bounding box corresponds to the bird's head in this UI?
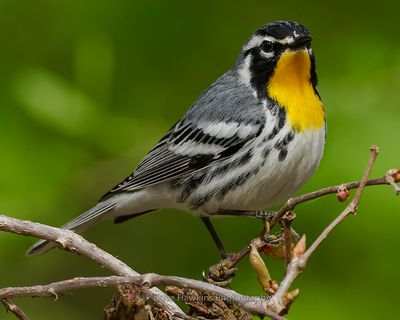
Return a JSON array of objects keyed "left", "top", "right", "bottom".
[{"left": 237, "top": 21, "right": 317, "bottom": 99}]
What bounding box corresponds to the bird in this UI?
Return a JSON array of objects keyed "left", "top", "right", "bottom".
[{"left": 28, "top": 21, "right": 325, "bottom": 259}]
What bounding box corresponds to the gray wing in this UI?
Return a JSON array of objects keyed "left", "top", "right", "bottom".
[{"left": 101, "top": 70, "right": 266, "bottom": 199}]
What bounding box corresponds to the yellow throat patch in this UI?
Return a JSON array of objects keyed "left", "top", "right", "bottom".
[{"left": 267, "top": 49, "right": 325, "bottom": 132}]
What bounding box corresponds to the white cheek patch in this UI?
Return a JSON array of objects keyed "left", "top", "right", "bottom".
[
  {"left": 237, "top": 54, "right": 252, "bottom": 86},
  {"left": 243, "top": 35, "right": 264, "bottom": 51}
]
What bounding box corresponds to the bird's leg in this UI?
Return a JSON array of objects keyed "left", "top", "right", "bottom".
[
  {"left": 201, "top": 217, "right": 227, "bottom": 260},
  {"left": 200, "top": 211, "right": 277, "bottom": 286},
  {"left": 201, "top": 217, "right": 238, "bottom": 286}
]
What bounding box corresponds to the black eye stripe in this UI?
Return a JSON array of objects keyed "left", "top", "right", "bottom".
[{"left": 272, "top": 42, "right": 284, "bottom": 51}]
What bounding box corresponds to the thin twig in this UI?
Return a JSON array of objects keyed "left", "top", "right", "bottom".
[
  {"left": 222, "top": 176, "right": 392, "bottom": 221},
  {"left": 305, "top": 145, "right": 379, "bottom": 259},
  {"left": 0, "top": 274, "right": 285, "bottom": 320},
  {"left": 267, "top": 145, "right": 380, "bottom": 314},
  {"left": 212, "top": 171, "right": 398, "bottom": 271},
  {"left": 1, "top": 299, "right": 29, "bottom": 320},
  {"left": 269, "top": 174, "right": 388, "bottom": 227},
  {"left": 0, "top": 215, "right": 184, "bottom": 319}
]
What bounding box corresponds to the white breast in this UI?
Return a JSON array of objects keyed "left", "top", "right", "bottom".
[
  {"left": 255, "top": 127, "right": 326, "bottom": 207},
  {"left": 200, "top": 124, "right": 326, "bottom": 213}
]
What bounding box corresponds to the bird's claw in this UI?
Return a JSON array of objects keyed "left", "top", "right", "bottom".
[
  {"left": 264, "top": 234, "right": 282, "bottom": 243},
  {"left": 202, "top": 256, "right": 238, "bottom": 287}
]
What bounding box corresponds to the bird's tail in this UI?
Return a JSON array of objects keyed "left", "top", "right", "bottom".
[{"left": 27, "top": 201, "right": 116, "bottom": 256}]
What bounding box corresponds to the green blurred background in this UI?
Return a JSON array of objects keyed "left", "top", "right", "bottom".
[{"left": 1, "top": 0, "right": 399, "bottom": 319}]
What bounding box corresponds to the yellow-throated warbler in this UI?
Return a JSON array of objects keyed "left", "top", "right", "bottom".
[{"left": 28, "top": 21, "right": 325, "bottom": 258}]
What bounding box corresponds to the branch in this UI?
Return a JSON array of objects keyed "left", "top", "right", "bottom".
[
  {"left": 267, "top": 145, "right": 380, "bottom": 314},
  {"left": 0, "top": 215, "right": 184, "bottom": 319},
  {"left": 0, "top": 274, "right": 285, "bottom": 320},
  {"left": 0, "top": 145, "right": 398, "bottom": 319},
  {"left": 1, "top": 299, "right": 29, "bottom": 320},
  {"left": 269, "top": 165, "right": 399, "bottom": 228},
  {"left": 211, "top": 168, "right": 399, "bottom": 271}
]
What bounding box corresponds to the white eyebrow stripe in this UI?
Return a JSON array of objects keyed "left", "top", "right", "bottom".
[
  {"left": 273, "top": 36, "right": 295, "bottom": 45},
  {"left": 243, "top": 35, "right": 296, "bottom": 51}
]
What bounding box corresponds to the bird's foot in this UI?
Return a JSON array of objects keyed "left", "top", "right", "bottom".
[
  {"left": 203, "top": 255, "right": 238, "bottom": 287},
  {"left": 263, "top": 225, "right": 300, "bottom": 243},
  {"left": 262, "top": 223, "right": 301, "bottom": 259}
]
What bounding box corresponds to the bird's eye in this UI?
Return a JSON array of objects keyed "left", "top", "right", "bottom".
[{"left": 260, "top": 40, "right": 274, "bottom": 53}]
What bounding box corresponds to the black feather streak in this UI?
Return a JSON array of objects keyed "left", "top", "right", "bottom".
[{"left": 274, "top": 131, "right": 295, "bottom": 162}]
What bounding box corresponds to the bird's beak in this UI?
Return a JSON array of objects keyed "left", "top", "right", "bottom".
[{"left": 289, "top": 35, "right": 312, "bottom": 50}]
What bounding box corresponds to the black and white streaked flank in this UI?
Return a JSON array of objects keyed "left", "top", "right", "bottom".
[{"left": 28, "top": 20, "right": 326, "bottom": 256}]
